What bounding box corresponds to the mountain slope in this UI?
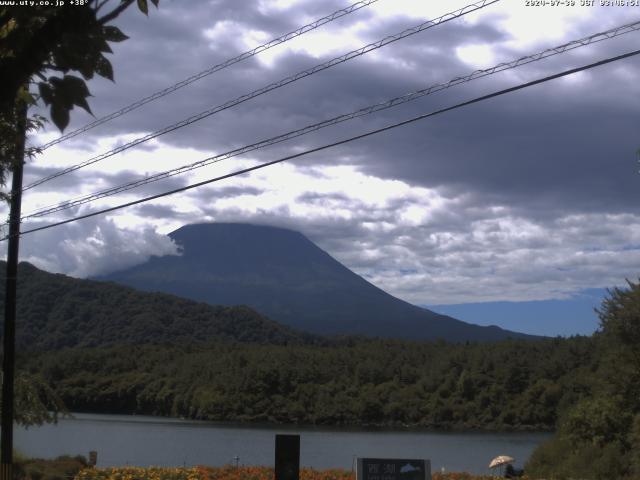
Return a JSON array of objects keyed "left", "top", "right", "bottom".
[
  {"left": 0, "top": 261, "right": 313, "bottom": 351},
  {"left": 99, "top": 223, "right": 534, "bottom": 341}
]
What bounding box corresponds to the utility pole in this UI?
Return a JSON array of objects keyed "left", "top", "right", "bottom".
[{"left": 1, "top": 99, "right": 27, "bottom": 480}]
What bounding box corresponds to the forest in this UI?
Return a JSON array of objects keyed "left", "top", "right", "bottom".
[{"left": 22, "top": 336, "right": 596, "bottom": 430}]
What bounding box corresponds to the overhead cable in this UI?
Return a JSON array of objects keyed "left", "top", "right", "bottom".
[
  {"left": 24, "top": 0, "right": 499, "bottom": 191},
  {"left": 10, "top": 47, "right": 640, "bottom": 240},
  {"left": 37, "top": 0, "right": 382, "bottom": 151},
  {"left": 20, "top": 18, "right": 640, "bottom": 221}
]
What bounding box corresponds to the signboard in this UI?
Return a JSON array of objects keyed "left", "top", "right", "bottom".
[{"left": 357, "top": 458, "right": 430, "bottom": 480}]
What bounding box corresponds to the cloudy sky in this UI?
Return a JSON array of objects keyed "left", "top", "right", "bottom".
[{"left": 5, "top": 0, "right": 640, "bottom": 336}]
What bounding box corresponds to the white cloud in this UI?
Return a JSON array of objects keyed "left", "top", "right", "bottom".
[
  {"left": 13, "top": 217, "right": 179, "bottom": 278},
  {"left": 456, "top": 43, "right": 496, "bottom": 68}
]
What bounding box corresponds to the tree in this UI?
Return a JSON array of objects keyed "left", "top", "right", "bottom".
[
  {"left": 598, "top": 279, "right": 640, "bottom": 358},
  {"left": 527, "top": 281, "right": 640, "bottom": 479},
  {"left": 1, "top": 2, "right": 159, "bottom": 475},
  {"left": 0, "top": 0, "right": 159, "bottom": 185},
  {"left": 597, "top": 279, "right": 640, "bottom": 409},
  {"left": 3, "top": 371, "right": 68, "bottom": 427}
]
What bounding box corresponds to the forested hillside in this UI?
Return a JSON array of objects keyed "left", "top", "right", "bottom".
[
  {"left": 22, "top": 336, "right": 597, "bottom": 430},
  {"left": 0, "top": 262, "right": 315, "bottom": 350}
]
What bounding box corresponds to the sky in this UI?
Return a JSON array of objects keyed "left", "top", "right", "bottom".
[{"left": 4, "top": 0, "right": 640, "bottom": 336}]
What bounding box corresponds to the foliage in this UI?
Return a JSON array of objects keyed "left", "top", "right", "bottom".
[
  {"left": 526, "top": 279, "right": 640, "bottom": 479},
  {"left": 12, "top": 371, "right": 68, "bottom": 426},
  {"left": 198, "top": 466, "right": 354, "bottom": 480},
  {"left": 598, "top": 280, "right": 640, "bottom": 377},
  {"left": 0, "top": 0, "right": 158, "bottom": 129},
  {"left": 0, "top": 0, "right": 158, "bottom": 196},
  {"left": 0, "top": 371, "right": 68, "bottom": 427},
  {"left": 0, "top": 369, "right": 68, "bottom": 427},
  {"left": 0, "top": 89, "right": 45, "bottom": 201},
  {"left": 76, "top": 466, "right": 202, "bottom": 480},
  {"left": 75, "top": 466, "right": 529, "bottom": 480},
  {"left": 21, "top": 335, "right": 597, "bottom": 430},
  {"left": 15, "top": 454, "right": 87, "bottom": 480}
]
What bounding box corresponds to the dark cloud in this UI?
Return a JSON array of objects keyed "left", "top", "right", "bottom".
[
  {"left": 134, "top": 204, "right": 182, "bottom": 219},
  {"left": 296, "top": 191, "right": 352, "bottom": 203},
  {"left": 22, "top": 165, "right": 84, "bottom": 192},
  {"left": 21, "top": 1, "right": 640, "bottom": 315},
  {"left": 184, "top": 184, "right": 264, "bottom": 201},
  {"left": 52, "top": 5, "right": 636, "bottom": 224}
]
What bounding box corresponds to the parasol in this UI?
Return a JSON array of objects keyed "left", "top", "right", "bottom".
[{"left": 489, "top": 456, "right": 514, "bottom": 469}]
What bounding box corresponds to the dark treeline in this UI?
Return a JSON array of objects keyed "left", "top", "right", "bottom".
[{"left": 22, "top": 336, "right": 598, "bottom": 431}]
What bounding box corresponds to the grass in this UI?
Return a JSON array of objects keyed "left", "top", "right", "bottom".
[{"left": 16, "top": 455, "right": 88, "bottom": 480}]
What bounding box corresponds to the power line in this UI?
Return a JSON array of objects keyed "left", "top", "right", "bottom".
[
  {"left": 23, "top": 0, "right": 499, "bottom": 191},
  {"left": 10, "top": 47, "right": 640, "bottom": 241},
  {"left": 20, "top": 18, "right": 640, "bottom": 221},
  {"left": 37, "top": 0, "right": 382, "bottom": 151}
]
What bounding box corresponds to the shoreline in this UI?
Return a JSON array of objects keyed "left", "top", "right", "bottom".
[{"left": 57, "top": 411, "right": 555, "bottom": 434}]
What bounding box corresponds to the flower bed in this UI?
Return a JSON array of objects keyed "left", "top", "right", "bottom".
[{"left": 75, "top": 466, "right": 530, "bottom": 480}]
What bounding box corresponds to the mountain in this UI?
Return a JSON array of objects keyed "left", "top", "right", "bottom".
[
  {"left": 98, "top": 223, "right": 534, "bottom": 341},
  {"left": 0, "top": 261, "right": 313, "bottom": 351}
]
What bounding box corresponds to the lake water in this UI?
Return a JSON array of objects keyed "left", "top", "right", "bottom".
[{"left": 16, "top": 413, "right": 551, "bottom": 475}]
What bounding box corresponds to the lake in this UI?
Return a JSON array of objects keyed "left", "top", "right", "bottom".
[{"left": 16, "top": 413, "right": 551, "bottom": 475}]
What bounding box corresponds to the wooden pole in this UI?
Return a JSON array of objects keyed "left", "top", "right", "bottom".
[{"left": 1, "top": 99, "right": 27, "bottom": 480}]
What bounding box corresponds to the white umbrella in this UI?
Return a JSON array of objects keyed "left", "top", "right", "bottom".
[
  {"left": 489, "top": 455, "right": 515, "bottom": 477},
  {"left": 489, "top": 455, "right": 514, "bottom": 469}
]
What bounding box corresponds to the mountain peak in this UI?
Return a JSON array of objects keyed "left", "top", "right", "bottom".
[
  {"left": 171, "top": 222, "right": 303, "bottom": 237},
  {"left": 163, "top": 223, "right": 338, "bottom": 274}
]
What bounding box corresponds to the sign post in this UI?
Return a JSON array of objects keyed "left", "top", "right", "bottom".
[{"left": 275, "top": 434, "right": 300, "bottom": 480}]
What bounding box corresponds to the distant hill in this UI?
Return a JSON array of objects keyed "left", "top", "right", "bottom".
[
  {"left": 98, "top": 223, "right": 535, "bottom": 342},
  {"left": 0, "top": 261, "right": 312, "bottom": 351}
]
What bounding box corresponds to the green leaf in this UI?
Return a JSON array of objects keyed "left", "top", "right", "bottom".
[
  {"left": 62, "top": 75, "right": 90, "bottom": 95},
  {"left": 50, "top": 75, "right": 93, "bottom": 115},
  {"left": 50, "top": 47, "right": 74, "bottom": 73},
  {"left": 103, "top": 25, "right": 129, "bottom": 43},
  {"left": 17, "top": 88, "right": 36, "bottom": 106},
  {"left": 74, "top": 95, "right": 92, "bottom": 115},
  {"left": 99, "top": 39, "right": 113, "bottom": 54},
  {"left": 137, "top": 0, "right": 148, "bottom": 15},
  {"left": 48, "top": 76, "right": 72, "bottom": 109},
  {"left": 62, "top": 75, "right": 93, "bottom": 114},
  {"left": 50, "top": 102, "right": 70, "bottom": 132},
  {"left": 95, "top": 55, "right": 114, "bottom": 82},
  {"left": 149, "top": 0, "right": 159, "bottom": 6},
  {"left": 76, "top": 53, "right": 97, "bottom": 80}
]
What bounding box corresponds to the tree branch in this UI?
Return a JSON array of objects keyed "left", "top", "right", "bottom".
[
  {"left": 97, "top": 0, "right": 135, "bottom": 25},
  {"left": 94, "top": 0, "right": 111, "bottom": 13}
]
